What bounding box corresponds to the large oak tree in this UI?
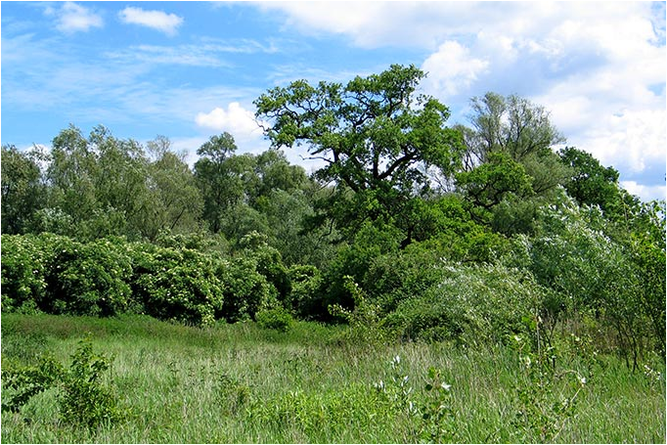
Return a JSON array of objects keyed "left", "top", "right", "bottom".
[{"left": 254, "top": 64, "right": 464, "bottom": 244}]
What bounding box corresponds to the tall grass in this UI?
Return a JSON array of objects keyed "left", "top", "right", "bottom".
[{"left": 2, "top": 313, "right": 665, "bottom": 443}]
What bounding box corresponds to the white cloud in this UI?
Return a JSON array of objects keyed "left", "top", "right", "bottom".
[
  {"left": 578, "top": 109, "right": 666, "bottom": 174},
  {"left": 621, "top": 181, "right": 666, "bottom": 202},
  {"left": 119, "top": 7, "right": 183, "bottom": 36},
  {"left": 195, "top": 102, "right": 266, "bottom": 141},
  {"left": 422, "top": 41, "right": 489, "bottom": 98},
  {"left": 46, "top": 2, "right": 103, "bottom": 33},
  {"left": 259, "top": 1, "right": 665, "bottom": 199},
  {"left": 104, "top": 38, "right": 278, "bottom": 68}
]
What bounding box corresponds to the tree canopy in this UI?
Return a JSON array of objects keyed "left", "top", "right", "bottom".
[
  {"left": 255, "top": 64, "right": 464, "bottom": 243},
  {"left": 1, "top": 66, "right": 664, "bottom": 363}
]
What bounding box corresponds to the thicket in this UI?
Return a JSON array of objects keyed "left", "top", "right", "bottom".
[{"left": 2, "top": 65, "right": 665, "bottom": 368}]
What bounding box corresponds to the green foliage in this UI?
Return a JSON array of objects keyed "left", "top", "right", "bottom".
[
  {"left": 465, "top": 92, "right": 565, "bottom": 163},
  {"left": 42, "top": 236, "right": 133, "bottom": 317},
  {"left": 1, "top": 355, "right": 64, "bottom": 413},
  {"left": 255, "top": 64, "right": 464, "bottom": 243},
  {"left": 419, "top": 366, "right": 458, "bottom": 443},
  {"left": 46, "top": 125, "right": 150, "bottom": 241},
  {"left": 456, "top": 151, "right": 533, "bottom": 213},
  {"left": 1, "top": 234, "right": 133, "bottom": 317},
  {"left": 256, "top": 307, "right": 294, "bottom": 332},
  {"left": 328, "top": 276, "right": 388, "bottom": 347},
  {"left": 286, "top": 265, "right": 323, "bottom": 318},
  {"left": 194, "top": 133, "right": 245, "bottom": 234},
  {"left": 1, "top": 234, "right": 48, "bottom": 313},
  {"left": 1, "top": 145, "right": 46, "bottom": 234},
  {"left": 217, "top": 255, "right": 275, "bottom": 323},
  {"left": 143, "top": 148, "right": 204, "bottom": 240},
  {"left": 1, "top": 233, "right": 295, "bottom": 327},
  {"left": 239, "top": 231, "right": 291, "bottom": 303},
  {"left": 383, "top": 262, "right": 543, "bottom": 346},
  {"left": 129, "top": 243, "right": 224, "bottom": 326},
  {"left": 461, "top": 92, "right": 570, "bottom": 197},
  {"left": 558, "top": 146, "right": 621, "bottom": 215},
  {"left": 510, "top": 334, "right": 587, "bottom": 443},
  {"left": 2, "top": 339, "right": 122, "bottom": 429},
  {"left": 510, "top": 192, "right": 664, "bottom": 365},
  {"left": 1, "top": 73, "right": 663, "bottom": 386},
  {"left": 59, "top": 339, "right": 123, "bottom": 428},
  {"left": 315, "top": 223, "right": 401, "bottom": 317}
]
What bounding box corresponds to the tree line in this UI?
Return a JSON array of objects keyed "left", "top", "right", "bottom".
[{"left": 2, "top": 64, "right": 664, "bottom": 367}]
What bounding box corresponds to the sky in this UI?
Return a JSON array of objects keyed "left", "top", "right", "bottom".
[{"left": 1, "top": 1, "right": 665, "bottom": 201}]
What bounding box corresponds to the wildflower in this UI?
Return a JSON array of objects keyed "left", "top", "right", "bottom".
[{"left": 441, "top": 382, "right": 451, "bottom": 391}]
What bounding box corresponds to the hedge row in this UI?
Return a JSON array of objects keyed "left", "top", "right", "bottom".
[{"left": 1, "top": 234, "right": 312, "bottom": 326}]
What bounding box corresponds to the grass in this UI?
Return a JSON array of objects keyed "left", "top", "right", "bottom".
[{"left": 1, "top": 313, "right": 665, "bottom": 443}]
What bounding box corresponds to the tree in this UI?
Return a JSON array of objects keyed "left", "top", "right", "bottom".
[
  {"left": 558, "top": 146, "right": 621, "bottom": 214},
  {"left": 1, "top": 145, "right": 46, "bottom": 234},
  {"left": 456, "top": 152, "right": 533, "bottom": 212},
  {"left": 47, "top": 125, "right": 100, "bottom": 226},
  {"left": 254, "top": 64, "right": 464, "bottom": 244},
  {"left": 462, "top": 92, "right": 570, "bottom": 195},
  {"left": 44, "top": 125, "right": 152, "bottom": 240},
  {"left": 250, "top": 150, "right": 308, "bottom": 204},
  {"left": 194, "top": 133, "right": 256, "bottom": 234},
  {"left": 142, "top": 137, "right": 204, "bottom": 240}
]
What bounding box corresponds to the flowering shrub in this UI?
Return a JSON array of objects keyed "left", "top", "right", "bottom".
[
  {"left": 1, "top": 234, "right": 288, "bottom": 327},
  {"left": 129, "top": 244, "right": 224, "bottom": 326}
]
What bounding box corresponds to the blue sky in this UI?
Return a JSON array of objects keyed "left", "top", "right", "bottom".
[{"left": 2, "top": 1, "right": 665, "bottom": 200}]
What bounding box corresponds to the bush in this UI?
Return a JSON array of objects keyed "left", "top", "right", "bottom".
[
  {"left": 59, "top": 339, "right": 123, "bottom": 428},
  {"left": 1, "top": 234, "right": 48, "bottom": 313},
  {"left": 256, "top": 307, "right": 294, "bottom": 332},
  {"left": 216, "top": 255, "right": 275, "bottom": 322},
  {"left": 42, "top": 236, "right": 133, "bottom": 317},
  {"left": 286, "top": 265, "right": 323, "bottom": 318},
  {"left": 508, "top": 193, "right": 664, "bottom": 366},
  {"left": 383, "top": 262, "right": 543, "bottom": 346},
  {"left": 1, "top": 339, "right": 123, "bottom": 429},
  {"left": 1, "top": 234, "right": 289, "bottom": 327},
  {"left": 2, "top": 234, "right": 133, "bottom": 317},
  {"left": 128, "top": 243, "right": 224, "bottom": 326}
]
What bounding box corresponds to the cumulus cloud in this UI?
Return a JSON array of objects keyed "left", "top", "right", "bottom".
[
  {"left": 46, "top": 2, "right": 103, "bottom": 33},
  {"left": 195, "top": 102, "right": 266, "bottom": 140},
  {"left": 621, "top": 181, "right": 666, "bottom": 202},
  {"left": 421, "top": 41, "right": 489, "bottom": 98},
  {"left": 259, "top": 1, "right": 665, "bottom": 197},
  {"left": 119, "top": 7, "right": 183, "bottom": 36}
]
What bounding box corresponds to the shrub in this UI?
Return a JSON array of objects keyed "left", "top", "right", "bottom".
[
  {"left": 256, "top": 307, "right": 294, "bottom": 332},
  {"left": 59, "top": 339, "right": 123, "bottom": 428},
  {"left": 239, "top": 232, "right": 291, "bottom": 302},
  {"left": 128, "top": 243, "right": 224, "bottom": 326},
  {"left": 216, "top": 255, "right": 275, "bottom": 322},
  {"left": 329, "top": 276, "right": 388, "bottom": 347},
  {"left": 1, "top": 234, "right": 133, "bottom": 317},
  {"left": 286, "top": 265, "right": 323, "bottom": 318},
  {"left": 383, "top": 262, "right": 543, "bottom": 346},
  {"left": 42, "top": 236, "right": 133, "bottom": 317},
  {"left": 1, "top": 339, "right": 123, "bottom": 429},
  {"left": 509, "top": 193, "right": 663, "bottom": 366},
  {"left": 0, "top": 234, "right": 47, "bottom": 313}
]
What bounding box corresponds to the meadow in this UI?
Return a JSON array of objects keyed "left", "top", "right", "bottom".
[{"left": 1, "top": 313, "right": 664, "bottom": 444}]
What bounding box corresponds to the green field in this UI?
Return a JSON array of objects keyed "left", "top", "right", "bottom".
[{"left": 1, "top": 313, "right": 664, "bottom": 444}]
